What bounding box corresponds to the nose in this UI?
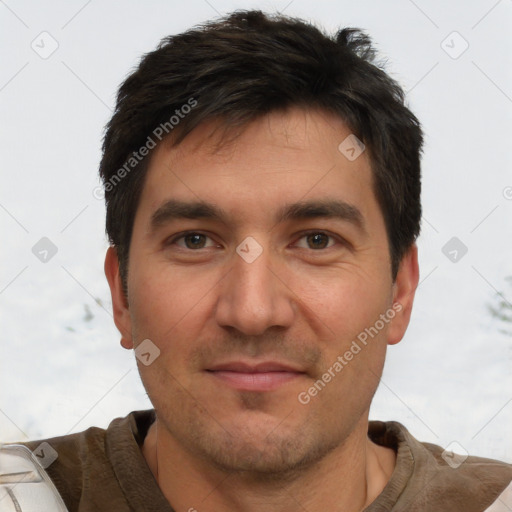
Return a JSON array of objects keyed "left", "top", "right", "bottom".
[{"left": 214, "top": 238, "right": 295, "bottom": 336}]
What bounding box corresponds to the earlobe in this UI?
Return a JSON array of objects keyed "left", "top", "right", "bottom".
[
  {"left": 387, "top": 244, "right": 419, "bottom": 346},
  {"left": 104, "top": 247, "right": 133, "bottom": 350}
]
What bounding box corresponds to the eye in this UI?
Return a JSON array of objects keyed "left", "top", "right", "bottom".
[
  {"left": 294, "top": 231, "right": 339, "bottom": 250},
  {"left": 166, "top": 230, "right": 345, "bottom": 252},
  {"left": 169, "top": 232, "right": 218, "bottom": 250}
]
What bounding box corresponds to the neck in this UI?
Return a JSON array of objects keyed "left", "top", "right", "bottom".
[{"left": 142, "top": 415, "right": 396, "bottom": 512}]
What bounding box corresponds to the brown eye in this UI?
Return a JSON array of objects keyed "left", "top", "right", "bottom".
[
  {"left": 168, "top": 232, "right": 217, "bottom": 250},
  {"left": 295, "top": 231, "right": 337, "bottom": 250},
  {"left": 306, "top": 233, "right": 330, "bottom": 249},
  {"left": 182, "top": 234, "right": 207, "bottom": 249}
]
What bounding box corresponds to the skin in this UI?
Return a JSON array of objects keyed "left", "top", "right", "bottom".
[{"left": 105, "top": 107, "right": 419, "bottom": 512}]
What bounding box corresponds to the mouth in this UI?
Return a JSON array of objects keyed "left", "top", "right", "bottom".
[{"left": 205, "top": 361, "right": 306, "bottom": 392}]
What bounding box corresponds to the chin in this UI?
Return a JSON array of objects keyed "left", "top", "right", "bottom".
[
  {"left": 170, "top": 411, "right": 342, "bottom": 480},
  {"left": 217, "top": 432, "right": 340, "bottom": 481}
]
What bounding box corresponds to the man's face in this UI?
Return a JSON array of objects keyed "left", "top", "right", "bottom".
[{"left": 107, "top": 107, "right": 417, "bottom": 474}]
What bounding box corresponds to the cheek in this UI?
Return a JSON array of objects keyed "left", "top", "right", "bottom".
[
  {"left": 127, "top": 266, "right": 183, "bottom": 340},
  {"left": 289, "top": 267, "right": 392, "bottom": 342},
  {"left": 127, "top": 263, "right": 221, "bottom": 359}
]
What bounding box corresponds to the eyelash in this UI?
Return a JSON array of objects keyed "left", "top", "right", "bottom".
[{"left": 166, "top": 230, "right": 346, "bottom": 252}]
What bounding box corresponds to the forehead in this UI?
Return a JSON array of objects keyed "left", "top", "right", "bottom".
[{"left": 136, "top": 107, "right": 380, "bottom": 231}]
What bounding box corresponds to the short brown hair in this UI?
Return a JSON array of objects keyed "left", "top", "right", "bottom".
[{"left": 99, "top": 10, "right": 423, "bottom": 294}]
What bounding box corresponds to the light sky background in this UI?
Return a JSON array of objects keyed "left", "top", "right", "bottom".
[{"left": 1, "top": 0, "right": 511, "bottom": 463}]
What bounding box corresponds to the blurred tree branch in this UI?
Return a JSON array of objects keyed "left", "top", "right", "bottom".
[{"left": 488, "top": 276, "right": 512, "bottom": 336}]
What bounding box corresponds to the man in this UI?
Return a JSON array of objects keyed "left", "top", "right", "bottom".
[{"left": 1, "top": 9, "right": 510, "bottom": 512}]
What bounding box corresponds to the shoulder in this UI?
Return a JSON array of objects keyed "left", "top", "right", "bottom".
[
  {"left": 420, "top": 443, "right": 512, "bottom": 512},
  {"left": 422, "top": 439, "right": 512, "bottom": 509},
  {"left": 369, "top": 420, "right": 512, "bottom": 511},
  {"left": 13, "top": 424, "right": 110, "bottom": 511},
  {"left": 2, "top": 410, "right": 155, "bottom": 511}
]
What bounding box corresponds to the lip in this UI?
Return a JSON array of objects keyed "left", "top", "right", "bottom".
[
  {"left": 208, "top": 361, "right": 302, "bottom": 373},
  {"left": 206, "top": 361, "right": 306, "bottom": 391}
]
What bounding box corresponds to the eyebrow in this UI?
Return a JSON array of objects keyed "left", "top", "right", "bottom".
[{"left": 150, "top": 198, "right": 366, "bottom": 234}]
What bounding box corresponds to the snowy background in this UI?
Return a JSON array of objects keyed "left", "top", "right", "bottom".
[{"left": 1, "top": 0, "right": 511, "bottom": 462}]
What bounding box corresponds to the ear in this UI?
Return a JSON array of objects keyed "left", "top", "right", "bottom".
[
  {"left": 104, "top": 246, "right": 133, "bottom": 349},
  {"left": 387, "top": 244, "right": 419, "bottom": 346}
]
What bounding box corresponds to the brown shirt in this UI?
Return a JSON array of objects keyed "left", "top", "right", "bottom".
[{"left": 15, "top": 409, "right": 512, "bottom": 511}]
